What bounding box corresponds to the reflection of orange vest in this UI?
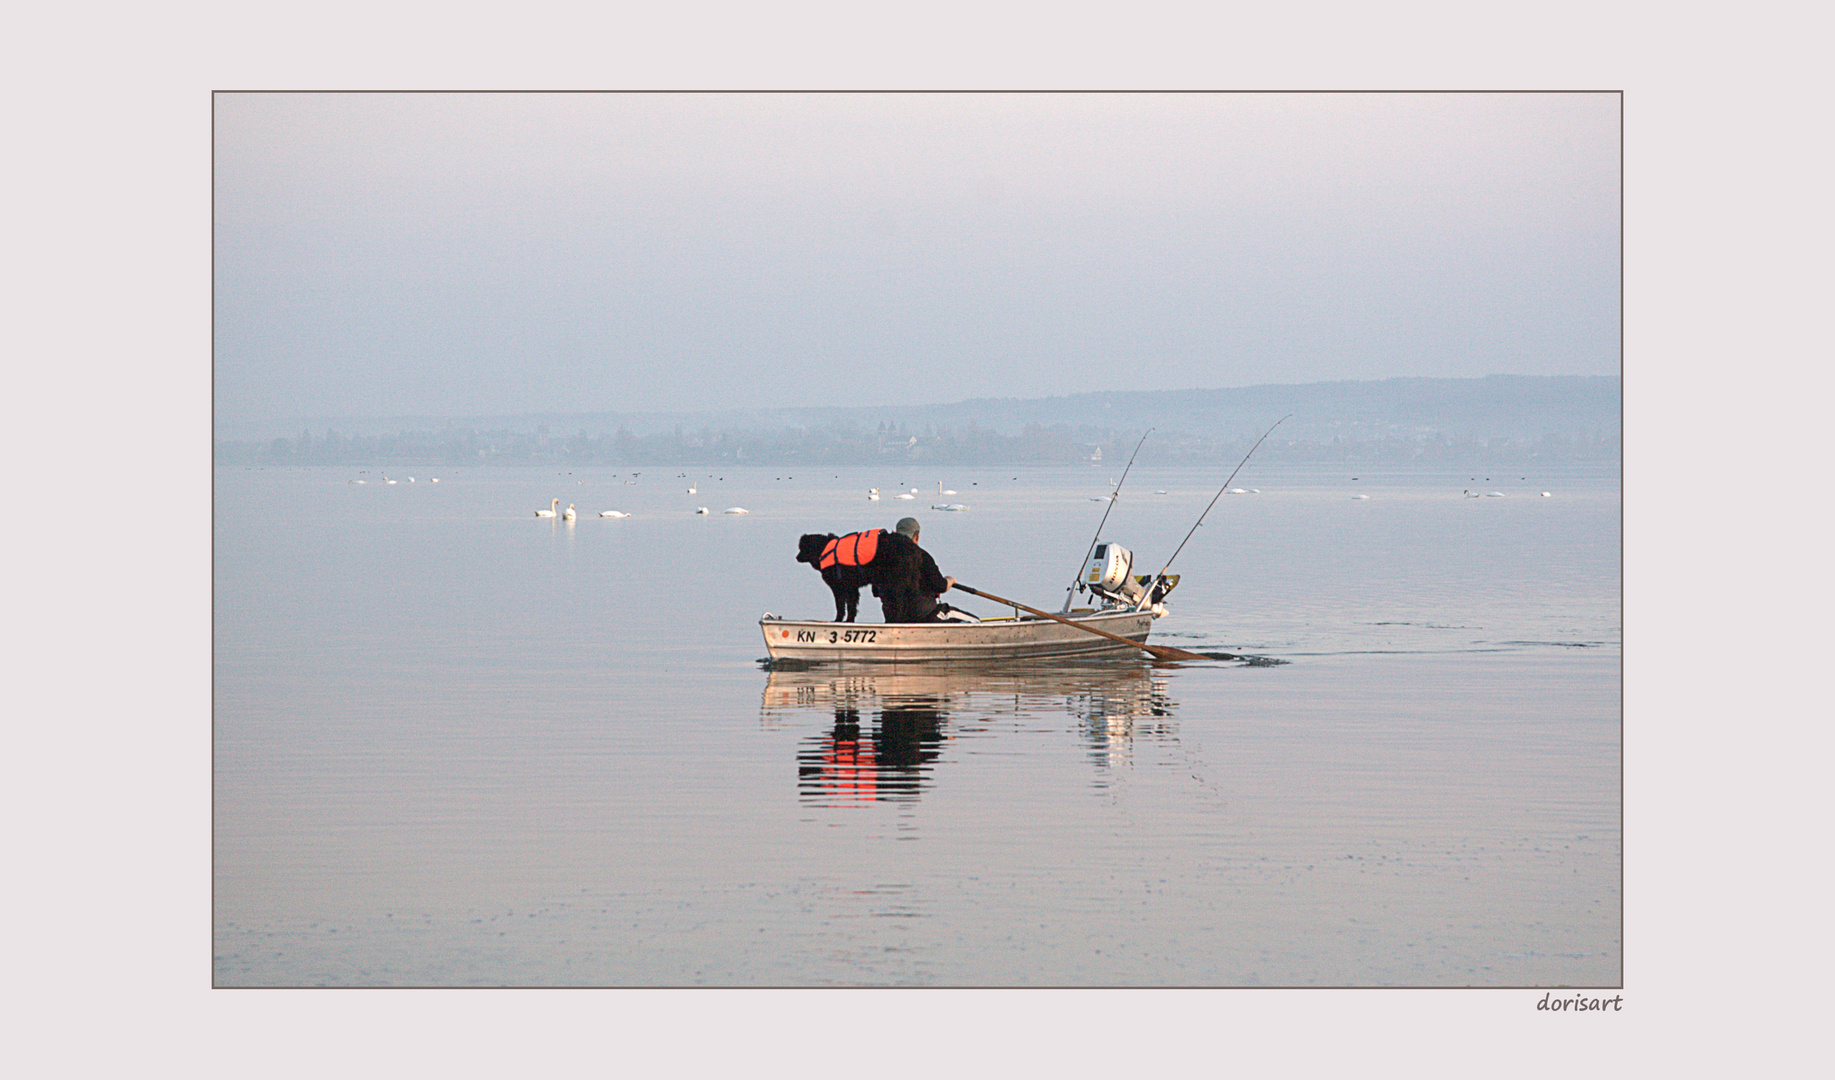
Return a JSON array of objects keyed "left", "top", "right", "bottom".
[
  {"left": 822, "top": 737, "right": 877, "bottom": 803},
  {"left": 819, "top": 529, "right": 882, "bottom": 570}
]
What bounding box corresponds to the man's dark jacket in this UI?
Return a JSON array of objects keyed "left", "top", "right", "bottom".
[{"left": 876, "top": 543, "right": 949, "bottom": 622}]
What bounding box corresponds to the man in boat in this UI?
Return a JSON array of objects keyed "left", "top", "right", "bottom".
[{"left": 877, "top": 517, "right": 966, "bottom": 623}]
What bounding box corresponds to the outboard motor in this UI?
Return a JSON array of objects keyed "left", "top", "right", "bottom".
[
  {"left": 1082, "top": 542, "right": 1180, "bottom": 615},
  {"left": 1084, "top": 543, "right": 1145, "bottom": 606}
]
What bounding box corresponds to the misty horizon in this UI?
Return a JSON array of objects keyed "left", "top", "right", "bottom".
[
  {"left": 215, "top": 373, "right": 1620, "bottom": 469},
  {"left": 215, "top": 93, "right": 1620, "bottom": 429},
  {"left": 216, "top": 371, "right": 1620, "bottom": 442}
]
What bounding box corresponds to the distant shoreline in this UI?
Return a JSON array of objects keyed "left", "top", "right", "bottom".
[
  {"left": 215, "top": 375, "right": 1620, "bottom": 470},
  {"left": 216, "top": 373, "right": 1620, "bottom": 459}
]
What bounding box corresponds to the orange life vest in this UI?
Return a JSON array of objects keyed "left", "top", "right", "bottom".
[{"left": 819, "top": 529, "right": 882, "bottom": 570}]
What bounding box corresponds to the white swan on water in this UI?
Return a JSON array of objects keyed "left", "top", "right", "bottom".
[
  {"left": 724, "top": 507, "right": 749, "bottom": 514},
  {"left": 563, "top": 503, "right": 577, "bottom": 520},
  {"left": 536, "top": 498, "right": 559, "bottom": 517},
  {"left": 695, "top": 507, "right": 710, "bottom": 515},
  {"left": 600, "top": 510, "right": 630, "bottom": 518},
  {"left": 868, "top": 488, "right": 880, "bottom": 501}
]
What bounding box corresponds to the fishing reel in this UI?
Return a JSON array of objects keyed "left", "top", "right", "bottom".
[{"left": 1081, "top": 542, "right": 1179, "bottom": 615}]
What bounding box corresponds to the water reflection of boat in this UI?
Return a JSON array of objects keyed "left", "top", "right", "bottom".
[
  {"left": 764, "top": 660, "right": 1177, "bottom": 803},
  {"left": 795, "top": 696, "right": 947, "bottom": 805}
]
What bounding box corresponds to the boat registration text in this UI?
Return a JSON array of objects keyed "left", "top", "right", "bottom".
[{"left": 794, "top": 627, "right": 878, "bottom": 644}]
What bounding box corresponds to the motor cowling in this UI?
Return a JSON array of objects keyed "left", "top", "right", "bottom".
[
  {"left": 1084, "top": 543, "right": 1148, "bottom": 606},
  {"left": 1083, "top": 542, "right": 1180, "bottom": 614}
]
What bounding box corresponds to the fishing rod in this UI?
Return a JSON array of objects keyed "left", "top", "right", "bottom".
[
  {"left": 1063, "top": 428, "right": 1152, "bottom": 612},
  {"left": 1136, "top": 414, "right": 1291, "bottom": 610}
]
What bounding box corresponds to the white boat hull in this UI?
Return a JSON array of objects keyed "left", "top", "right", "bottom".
[{"left": 760, "top": 609, "right": 1155, "bottom": 663}]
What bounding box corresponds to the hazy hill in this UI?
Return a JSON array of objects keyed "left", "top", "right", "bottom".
[{"left": 217, "top": 375, "right": 1620, "bottom": 466}]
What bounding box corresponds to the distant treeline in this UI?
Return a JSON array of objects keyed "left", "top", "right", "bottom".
[{"left": 215, "top": 420, "right": 1618, "bottom": 468}]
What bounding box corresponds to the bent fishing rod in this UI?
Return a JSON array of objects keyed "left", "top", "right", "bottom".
[
  {"left": 1063, "top": 428, "right": 1153, "bottom": 612},
  {"left": 1136, "top": 414, "right": 1291, "bottom": 610}
]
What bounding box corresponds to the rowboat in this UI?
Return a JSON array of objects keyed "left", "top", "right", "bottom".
[{"left": 759, "top": 608, "right": 1155, "bottom": 663}]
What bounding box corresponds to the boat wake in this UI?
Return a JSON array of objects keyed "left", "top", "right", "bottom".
[
  {"left": 759, "top": 656, "right": 821, "bottom": 671},
  {"left": 760, "top": 650, "right": 1282, "bottom": 670},
  {"left": 1185, "top": 650, "right": 1288, "bottom": 665}
]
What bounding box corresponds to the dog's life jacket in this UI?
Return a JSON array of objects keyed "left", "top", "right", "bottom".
[{"left": 819, "top": 529, "right": 882, "bottom": 570}]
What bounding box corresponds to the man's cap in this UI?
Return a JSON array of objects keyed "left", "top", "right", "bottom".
[{"left": 895, "top": 517, "right": 920, "bottom": 538}]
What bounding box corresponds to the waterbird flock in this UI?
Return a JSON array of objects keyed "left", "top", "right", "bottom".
[
  {"left": 520, "top": 475, "right": 977, "bottom": 518},
  {"left": 349, "top": 469, "right": 1555, "bottom": 522}
]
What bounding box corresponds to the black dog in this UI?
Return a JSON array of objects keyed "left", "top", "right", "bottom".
[{"left": 796, "top": 529, "right": 921, "bottom": 622}]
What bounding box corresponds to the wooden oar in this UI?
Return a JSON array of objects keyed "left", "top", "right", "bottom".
[{"left": 951, "top": 583, "right": 1211, "bottom": 662}]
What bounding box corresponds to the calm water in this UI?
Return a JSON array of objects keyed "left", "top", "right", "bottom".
[{"left": 214, "top": 461, "right": 1620, "bottom": 986}]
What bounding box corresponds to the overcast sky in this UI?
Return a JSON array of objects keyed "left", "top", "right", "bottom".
[{"left": 214, "top": 92, "right": 1619, "bottom": 425}]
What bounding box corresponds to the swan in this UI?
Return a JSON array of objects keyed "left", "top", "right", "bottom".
[
  {"left": 932, "top": 503, "right": 968, "bottom": 511},
  {"left": 536, "top": 498, "right": 559, "bottom": 517},
  {"left": 407, "top": 477, "right": 415, "bottom": 483},
  {"left": 600, "top": 510, "right": 629, "bottom": 518},
  {"left": 384, "top": 475, "right": 397, "bottom": 485},
  {"left": 937, "top": 482, "right": 957, "bottom": 495},
  {"left": 1227, "top": 488, "right": 1248, "bottom": 495},
  {"left": 724, "top": 507, "right": 749, "bottom": 514},
  {"left": 1541, "top": 492, "right": 1552, "bottom": 497},
  {"left": 431, "top": 478, "right": 439, "bottom": 483},
  {"left": 695, "top": 507, "right": 710, "bottom": 515},
  {"left": 867, "top": 487, "right": 880, "bottom": 501},
  {"left": 1486, "top": 491, "right": 1505, "bottom": 498},
  {"left": 1352, "top": 494, "right": 1370, "bottom": 500},
  {"left": 895, "top": 492, "right": 916, "bottom": 500},
  {"left": 564, "top": 504, "right": 577, "bottom": 520},
  {"left": 1463, "top": 490, "right": 1481, "bottom": 498},
  {"left": 687, "top": 485, "right": 697, "bottom": 494}
]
